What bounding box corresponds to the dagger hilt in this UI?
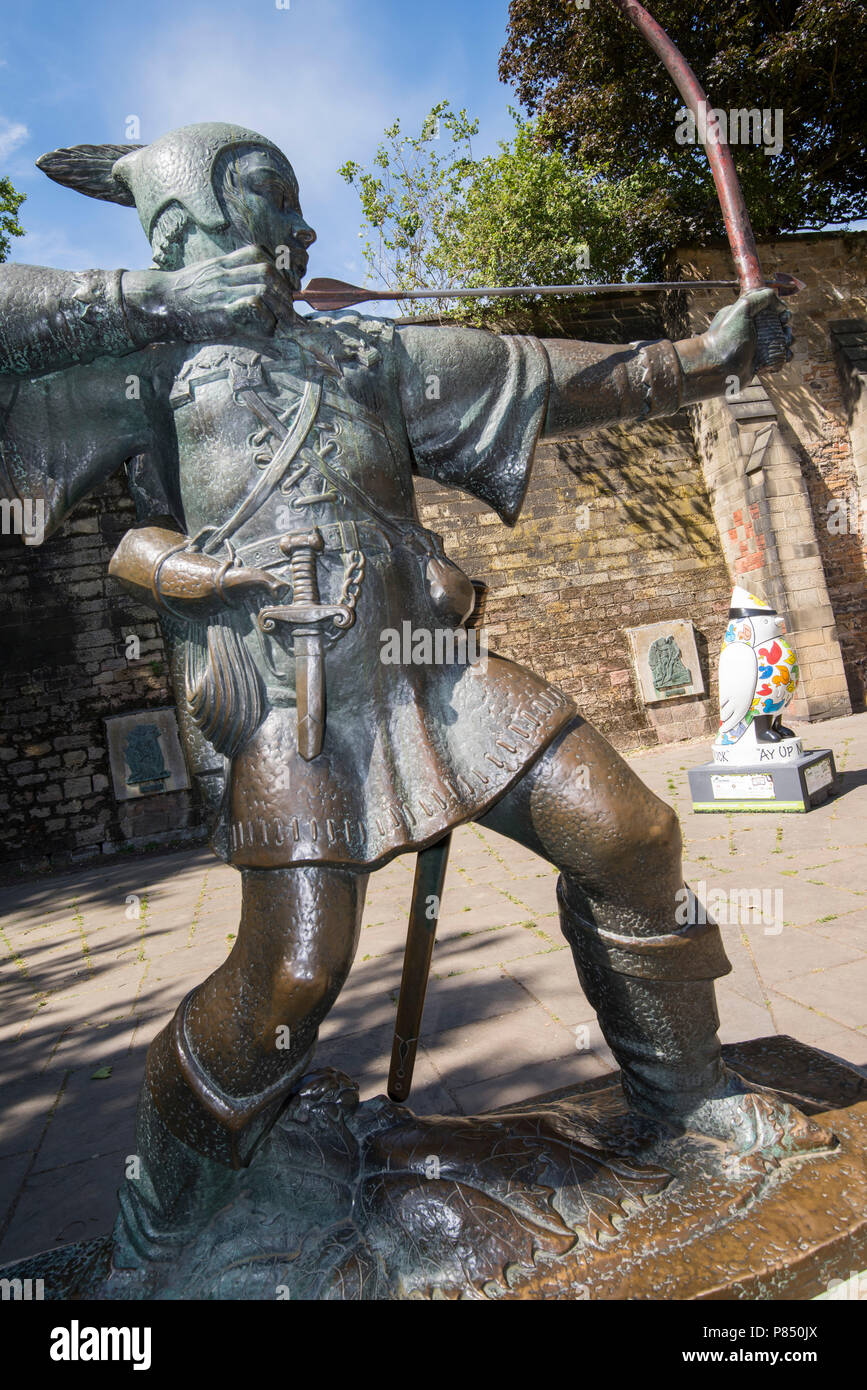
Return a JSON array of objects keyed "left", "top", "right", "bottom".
[
  {"left": 258, "top": 527, "right": 353, "bottom": 635},
  {"left": 280, "top": 528, "right": 324, "bottom": 603}
]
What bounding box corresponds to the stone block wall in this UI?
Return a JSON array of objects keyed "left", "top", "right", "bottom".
[
  {"left": 673, "top": 231, "right": 866, "bottom": 711},
  {"left": 684, "top": 383, "right": 851, "bottom": 722},
  {"left": 0, "top": 472, "right": 204, "bottom": 878}
]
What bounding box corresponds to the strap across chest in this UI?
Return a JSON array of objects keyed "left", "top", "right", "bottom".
[{"left": 193, "top": 377, "right": 322, "bottom": 557}]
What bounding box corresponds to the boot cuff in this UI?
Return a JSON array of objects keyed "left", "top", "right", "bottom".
[{"left": 557, "top": 877, "right": 732, "bottom": 982}]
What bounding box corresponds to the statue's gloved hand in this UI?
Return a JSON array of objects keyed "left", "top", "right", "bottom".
[
  {"left": 121, "top": 247, "right": 296, "bottom": 345},
  {"left": 109, "top": 525, "right": 289, "bottom": 617},
  {"left": 703, "top": 288, "right": 793, "bottom": 379},
  {"left": 675, "top": 288, "right": 793, "bottom": 404}
]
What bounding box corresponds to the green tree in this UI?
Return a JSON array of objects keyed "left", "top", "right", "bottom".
[
  {"left": 0, "top": 174, "right": 25, "bottom": 262},
  {"left": 339, "top": 101, "right": 480, "bottom": 309},
  {"left": 499, "top": 0, "right": 867, "bottom": 260},
  {"left": 339, "top": 101, "right": 673, "bottom": 320},
  {"left": 444, "top": 110, "right": 679, "bottom": 305}
]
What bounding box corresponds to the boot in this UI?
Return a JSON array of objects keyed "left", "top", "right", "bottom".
[
  {"left": 113, "top": 989, "right": 315, "bottom": 1270},
  {"left": 557, "top": 876, "right": 835, "bottom": 1160}
]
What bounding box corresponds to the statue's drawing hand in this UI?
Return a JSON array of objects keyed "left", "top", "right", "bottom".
[
  {"left": 701, "top": 288, "right": 793, "bottom": 383},
  {"left": 122, "top": 247, "right": 297, "bottom": 343},
  {"left": 220, "top": 565, "right": 290, "bottom": 604}
]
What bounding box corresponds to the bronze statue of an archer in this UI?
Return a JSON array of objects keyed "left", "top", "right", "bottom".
[{"left": 0, "top": 122, "right": 830, "bottom": 1277}]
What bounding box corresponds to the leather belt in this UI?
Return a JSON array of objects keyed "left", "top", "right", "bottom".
[{"left": 235, "top": 518, "right": 393, "bottom": 570}]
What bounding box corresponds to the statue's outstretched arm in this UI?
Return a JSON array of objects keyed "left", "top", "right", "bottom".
[
  {"left": 0, "top": 355, "right": 152, "bottom": 539},
  {"left": 396, "top": 288, "right": 789, "bottom": 529},
  {"left": 0, "top": 264, "right": 139, "bottom": 375},
  {"left": 0, "top": 249, "right": 296, "bottom": 376},
  {"left": 542, "top": 288, "right": 791, "bottom": 438}
]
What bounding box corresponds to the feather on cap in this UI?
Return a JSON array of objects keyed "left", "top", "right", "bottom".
[{"left": 35, "top": 143, "right": 143, "bottom": 205}]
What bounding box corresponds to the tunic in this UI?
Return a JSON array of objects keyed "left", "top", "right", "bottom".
[{"left": 0, "top": 282, "right": 686, "bottom": 870}]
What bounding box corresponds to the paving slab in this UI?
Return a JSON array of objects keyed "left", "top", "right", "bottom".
[
  {"left": 773, "top": 957, "right": 867, "bottom": 1033},
  {"left": 314, "top": 1021, "right": 397, "bottom": 1081},
  {"left": 740, "top": 921, "right": 863, "bottom": 986},
  {"left": 714, "top": 981, "right": 776, "bottom": 1044},
  {"left": 428, "top": 921, "right": 557, "bottom": 974},
  {"left": 34, "top": 1063, "right": 141, "bottom": 1173},
  {"left": 451, "top": 1048, "right": 613, "bottom": 1115},
  {"left": 419, "top": 1007, "right": 577, "bottom": 1090},
  {"left": 0, "top": 1149, "right": 127, "bottom": 1266},
  {"left": 0, "top": 1075, "right": 65, "bottom": 1161},
  {"left": 422, "top": 966, "right": 539, "bottom": 1034},
  {"left": 499, "top": 947, "right": 598, "bottom": 1027}
]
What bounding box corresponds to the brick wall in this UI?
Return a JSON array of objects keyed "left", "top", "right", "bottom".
[{"left": 0, "top": 473, "right": 204, "bottom": 878}]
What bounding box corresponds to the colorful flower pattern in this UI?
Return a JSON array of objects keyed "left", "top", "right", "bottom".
[
  {"left": 717, "top": 620, "right": 799, "bottom": 744},
  {"left": 753, "top": 637, "right": 799, "bottom": 715}
]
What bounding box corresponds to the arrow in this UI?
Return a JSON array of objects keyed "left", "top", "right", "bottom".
[{"left": 293, "top": 273, "right": 803, "bottom": 314}]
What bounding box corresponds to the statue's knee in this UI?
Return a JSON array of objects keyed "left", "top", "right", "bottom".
[
  {"left": 238, "top": 865, "right": 363, "bottom": 1043},
  {"left": 585, "top": 792, "right": 682, "bottom": 890},
  {"left": 646, "top": 799, "right": 682, "bottom": 867},
  {"left": 618, "top": 797, "right": 682, "bottom": 884},
  {"left": 268, "top": 956, "right": 340, "bottom": 1029}
]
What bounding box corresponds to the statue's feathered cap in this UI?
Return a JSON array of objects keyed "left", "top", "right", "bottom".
[{"left": 36, "top": 122, "right": 294, "bottom": 240}]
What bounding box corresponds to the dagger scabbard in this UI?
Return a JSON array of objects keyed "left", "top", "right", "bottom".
[{"left": 388, "top": 833, "right": 452, "bottom": 1103}]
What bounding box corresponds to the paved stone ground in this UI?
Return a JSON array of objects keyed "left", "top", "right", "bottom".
[{"left": 1, "top": 712, "right": 864, "bottom": 1266}]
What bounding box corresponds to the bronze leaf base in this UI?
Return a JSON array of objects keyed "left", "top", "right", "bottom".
[{"left": 4, "top": 1036, "right": 865, "bottom": 1301}]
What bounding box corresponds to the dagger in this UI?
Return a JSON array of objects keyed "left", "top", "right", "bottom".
[
  {"left": 281, "top": 530, "right": 325, "bottom": 762},
  {"left": 258, "top": 527, "right": 353, "bottom": 761}
]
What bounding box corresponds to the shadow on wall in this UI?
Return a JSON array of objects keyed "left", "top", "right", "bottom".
[{"left": 560, "top": 421, "right": 722, "bottom": 559}]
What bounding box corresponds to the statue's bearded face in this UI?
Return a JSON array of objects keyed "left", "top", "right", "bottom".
[{"left": 219, "top": 148, "right": 317, "bottom": 289}]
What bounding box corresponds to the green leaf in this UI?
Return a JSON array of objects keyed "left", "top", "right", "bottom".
[
  {"left": 498, "top": 0, "right": 867, "bottom": 246},
  {"left": 0, "top": 175, "right": 26, "bottom": 263}
]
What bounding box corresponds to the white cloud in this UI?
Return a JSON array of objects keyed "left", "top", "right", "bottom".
[
  {"left": 119, "top": 12, "right": 396, "bottom": 200},
  {"left": 35, "top": 0, "right": 510, "bottom": 281},
  {"left": 0, "top": 118, "right": 28, "bottom": 164},
  {"left": 11, "top": 227, "right": 91, "bottom": 267},
  {"left": 112, "top": 1, "right": 462, "bottom": 205},
  {"left": 107, "top": 2, "right": 442, "bottom": 280}
]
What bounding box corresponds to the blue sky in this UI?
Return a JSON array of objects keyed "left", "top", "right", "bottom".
[
  {"left": 3, "top": 0, "right": 860, "bottom": 287},
  {"left": 0, "top": 0, "right": 520, "bottom": 282}
]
